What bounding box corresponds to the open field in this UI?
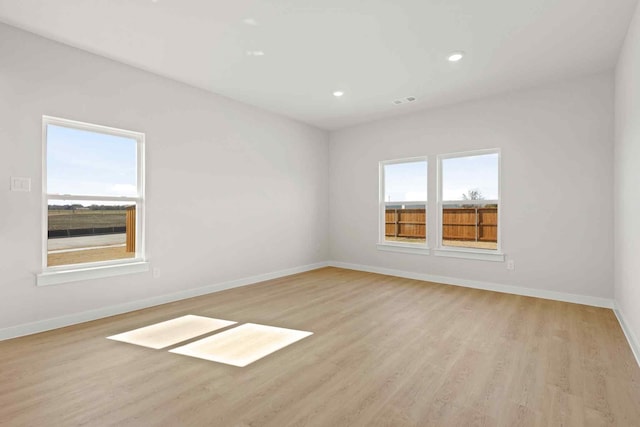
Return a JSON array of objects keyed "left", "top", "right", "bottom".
[
  {"left": 48, "top": 246, "right": 134, "bottom": 267},
  {"left": 48, "top": 210, "right": 126, "bottom": 231}
]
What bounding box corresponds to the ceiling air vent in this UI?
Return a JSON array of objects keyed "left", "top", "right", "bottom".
[{"left": 392, "top": 96, "right": 417, "bottom": 106}]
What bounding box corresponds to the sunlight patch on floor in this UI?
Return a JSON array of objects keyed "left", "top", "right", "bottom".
[
  {"left": 107, "top": 315, "right": 236, "bottom": 349},
  {"left": 169, "top": 323, "right": 313, "bottom": 367}
]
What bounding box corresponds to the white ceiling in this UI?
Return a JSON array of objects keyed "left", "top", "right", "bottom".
[{"left": 0, "top": 0, "right": 637, "bottom": 130}]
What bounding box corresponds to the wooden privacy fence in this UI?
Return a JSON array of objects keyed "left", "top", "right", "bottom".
[
  {"left": 126, "top": 206, "right": 136, "bottom": 253},
  {"left": 385, "top": 207, "right": 497, "bottom": 242},
  {"left": 385, "top": 209, "right": 426, "bottom": 240}
]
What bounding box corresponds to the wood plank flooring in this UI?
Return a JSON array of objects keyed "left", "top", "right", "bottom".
[{"left": 0, "top": 267, "right": 638, "bottom": 426}]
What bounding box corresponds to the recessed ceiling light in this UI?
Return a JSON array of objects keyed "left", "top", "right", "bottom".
[
  {"left": 333, "top": 91, "right": 344, "bottom": 97},
  {"left": 246, "top": 50, "right": 265, "bottom": 56},
  {"left": 243, "top": 18, "right": 258, "bottom": 26},
  {"left": 448, "top": 52, "right": 465, "bottom": 62}
]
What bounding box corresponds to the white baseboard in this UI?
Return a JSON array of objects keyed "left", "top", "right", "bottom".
[
  {"left": 613, "top": 306, "right": 640, "bottom": 368},
  {"left": 0, "top": 261, "right": 329, "bottom": 341},
  {"left": 328, "top": 261, "right": 614, "bottom": 309},
  {"left": 1, "top": 260, "right": 622, "bottom": 345}
]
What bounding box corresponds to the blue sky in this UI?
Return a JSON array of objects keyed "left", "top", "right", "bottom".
[
  {"left": 384, "top": 160, "right": 427, "bottom": 202},
  {"left": 384, "top": 153, "right": 498, "bottom": 202},
  {"left": 442, "top": 153, "right": 499, "bottom": 201},
  {"left": 47, "top": 124, "right": 137, "bottom": 200}
]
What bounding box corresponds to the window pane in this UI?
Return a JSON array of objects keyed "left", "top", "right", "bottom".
[
  {"left": 442, "top": 153, "right": 498, "bottom": 201},
  {"left": 384, "top": 161, "right": 427, "bottom": 202},
  {"left": 47, "top": 201, "right": 136, "bottom": 267},
  {"left": 441, "top": 152, "right": 499, "bottom": 250},
  {"left": 385, "top": 203, "right": 426, "bottom": 244},
  {"left": 47, "top": 124, "right": 137, "bottom": 197},
  {"left": 383, "top": 160, "right": 427, "bottom": 245}
]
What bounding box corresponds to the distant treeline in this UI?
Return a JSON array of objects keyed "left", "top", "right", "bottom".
[{"left": 48, "top": 204, "right": 129, "bottom": 211}]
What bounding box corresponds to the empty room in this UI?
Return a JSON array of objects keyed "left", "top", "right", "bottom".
[{"left": 1, "top": 0, "right": 640, "bottom": 425}]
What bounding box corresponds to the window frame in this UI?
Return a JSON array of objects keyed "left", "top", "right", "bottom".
[
  {"left": 377, "top": 156, "right": 430, "bottom": 255},
  {"left": 435, "top": 148, "right": 504, "bottom": 261},
  {"left": 38, "top": 116, "right": 148, "bottom": 286}
]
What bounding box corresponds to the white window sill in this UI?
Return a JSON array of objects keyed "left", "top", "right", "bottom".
[
  {"left": 434, "top": 248, "right": 505, "bottom": 262},
  {"left": 37, "top": 261, "right": 150, "bottom": 286},
  {"left": 377, "top": 243, "right": 430, "bottom": 255}
]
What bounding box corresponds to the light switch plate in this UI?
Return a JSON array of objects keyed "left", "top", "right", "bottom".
[{"left": 10, "top": 177, "right": 31, "bottom": 192}]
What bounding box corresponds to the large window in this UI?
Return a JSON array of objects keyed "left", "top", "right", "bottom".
[
  {"left": 437, "top": 150, "right": 501, "bottom": 258},
  {"left": 40, "top": 116, "right": 146, "bottom": 284},
  {"left": 379, "top": 158, "right": 428, "bottom": 250}
]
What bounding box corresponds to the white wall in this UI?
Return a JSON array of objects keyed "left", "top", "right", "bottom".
[
  {"left": 0, "top": 20, "right": 622, "bottom": 338},
  {"left": 615, "top": 3, "right": 640, "bottom": 355},
  {"left": 0, "top": 23, "right": 329, "bottom": 331},
  {"left": 329, "top": 73, "right": 614, "bottom": 299}
]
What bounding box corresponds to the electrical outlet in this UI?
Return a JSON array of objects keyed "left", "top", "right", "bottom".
[
  {"left": 506, "top": 260, "right": 515, "bottom": 271},
  {"left": 10, "top": 176, "right": 31, "bottom": 192},
  {"left": 153, "top": 268, "right": 161, "bottom": 278}
]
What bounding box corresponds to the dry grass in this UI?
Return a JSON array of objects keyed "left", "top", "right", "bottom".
[
  {"left": 384, "top": 236, "right": 427, "bottom": 244},
  {"left": 384, "top": 236, "right": 498, "bottom": 250},
  {"left": 443, "top": 240, "right": 498, "bottom": 250},
  {"left": 48, "top": 246, "right": 134, "bottom": 267}
]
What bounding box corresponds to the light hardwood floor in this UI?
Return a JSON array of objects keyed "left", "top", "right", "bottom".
[{"left": 1, "top": 267, "right": 639, "bottom": 426}]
